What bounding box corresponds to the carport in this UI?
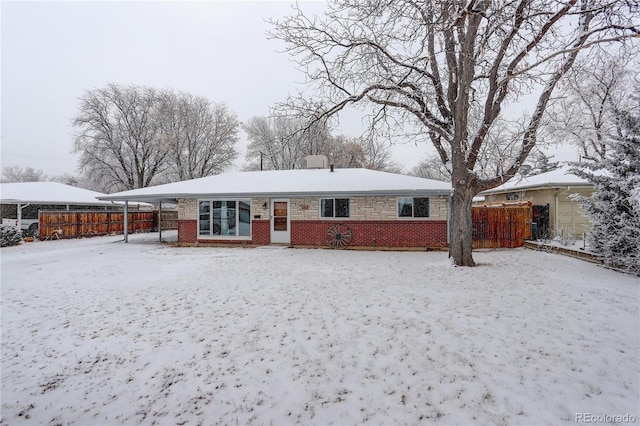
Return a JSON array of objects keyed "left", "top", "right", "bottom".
[
  {"left": 0, "top": 182, "right": 152, "bottom": 239},
  {"left": 0, "top": 182, "right": 124, "bottom": 233},
  {"left": 101, "top": 195, "right": 178, "bottom": 243}
]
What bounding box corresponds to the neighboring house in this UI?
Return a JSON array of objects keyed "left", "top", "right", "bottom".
[
  {"left": 479, "top": 165, "right": 595, "bottom": 239},
  {"left": 0, "top": 182, "right": 149, "bottom": 234},
  {"left": 99, "top": 158, "right": 452, "bottom": 249}
]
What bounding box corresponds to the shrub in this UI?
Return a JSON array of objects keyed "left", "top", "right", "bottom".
[{"left": 1, "top": 225, "right": 23, "bottom": 247}]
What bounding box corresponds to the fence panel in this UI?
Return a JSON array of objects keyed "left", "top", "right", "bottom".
[
  {"left": 472, "top": 203, "right": 532, "bottom": 248},
  {"left": 38, "top": 211, "right": 155, "bottom": 240},
  {"left": 155, "top": 210, "right": 178, "bottom": 231},
  {"left": 39, "top": 212, "right": 78, "bottom": 239}
]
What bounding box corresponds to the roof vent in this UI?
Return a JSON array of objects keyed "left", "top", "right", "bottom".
[{"left": 305, "top": 155, "right": 329, "bottom": 169}]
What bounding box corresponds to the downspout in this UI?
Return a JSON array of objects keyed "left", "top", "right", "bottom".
[
  {"left": 556, "top": 185, "right": 574, "bottom": 237},
  {"left": 554, "top": 189, "right": 559, "bottom": 236},
  {"left": 447, "top": 193, "right": 451, "bottom": 247}
]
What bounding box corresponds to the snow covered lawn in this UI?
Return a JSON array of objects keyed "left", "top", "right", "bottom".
[{"left": 2, "top": 233, "right": 638, "bottom": 425}]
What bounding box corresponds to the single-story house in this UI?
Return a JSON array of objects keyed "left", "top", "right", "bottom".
[
  {"left": 98, "top": 159, "right": 452, "bottom": 249},
  {"left": 0, "top": 181, "right": 151, "bottom": 234},
  {"left": 479, "top": 165, "right": 594, "bottom": 239}
]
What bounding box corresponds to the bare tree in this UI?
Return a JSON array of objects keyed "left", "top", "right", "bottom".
[
  {"left": 271, "top": 0, "right": 638, "bottom": 265},
  {"left": 324, "top": 135, "right": 401, "bottom": 171},
  {"left": 73, "top": 84, "right": 168, "bottom": 192},
  {"left": 161, "top": 92, "right": 239, "bottom": 181},
  {"left": 548, "top": 47, "right": 638, "bottom": 161},
  {"left": 50, "top": 173, "right": 82, "bottom": 187},
  {"left": 410, "top": 155, "right": 450, "bottom": 182},
  {"left": 243, "top": 116, "right": 303, "bottom": 170},
  {"left": 527, "top": 150, "right": 560, "bottom": 175},
  {"left": 73, "top": 84, "right": 239, "bottom": 192},
  {"left": 323, "top": 135, "right": 366, "bottom": 168},
  {"left": 1, "top": 166, "right": 46, "bottom": 183},
  {"left": 360, "top": 138, "right": 402, "bottom": 172},
  {"left": 50, "top": 173, "right": 99, "bottom": 190},
  {"left": 243, "top": 115, "right": 333, "bottom": 170}
]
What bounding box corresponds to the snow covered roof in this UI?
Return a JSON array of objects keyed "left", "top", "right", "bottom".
[
  {"left": 481, "top": 165, "right": 592, "bottom": 195},
  {"left": 0, "top": 182, "right": 151, "bottom": 208},
  {"left": 98, "top": 168, "right": 452, "bottom": 202}
]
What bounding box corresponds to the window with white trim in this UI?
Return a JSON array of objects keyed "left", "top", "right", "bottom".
[
  {"left": 397, "top": 197, "right": 430, "bottom": 218},
  {"left": 199, "top": 199, "right": 251, "bottom": 237},
  {"left": 320, "top": 198, "right": 350, "bottom": 218}
]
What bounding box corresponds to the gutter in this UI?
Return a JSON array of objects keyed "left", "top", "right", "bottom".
[
  {"left": 1, "top": 199, "right": 119, "bottom": 207},
  {"left": 480, "top": 182, "right": 592, "bottom": 196},
  {"left": 97, "top": 189, "right": 452, "bottom": 202}
]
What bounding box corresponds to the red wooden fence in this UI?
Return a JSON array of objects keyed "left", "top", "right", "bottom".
[
  {"left": 39, "top": 211, "right": 152, "bottom": 239},
  {"left": 472, "top": 202, "right": 532, "bottom": 248},
  {"left": 38, "top": 210, "right": 178, "bottom": 240}
]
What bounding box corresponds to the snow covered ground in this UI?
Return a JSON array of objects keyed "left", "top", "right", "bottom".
[{"left": 1, "top": 233, "right": 638, "bottom": 425}]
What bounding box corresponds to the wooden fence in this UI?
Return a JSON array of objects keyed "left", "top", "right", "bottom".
[
  {"left": 38, "top": 210, "right": 178, "bottom": 240},
  {"left": 472, "top": 202, "right": 532, "bottom": 248},
  {"left": 158, "top": 211, "right": 178, "bottom": 232}
]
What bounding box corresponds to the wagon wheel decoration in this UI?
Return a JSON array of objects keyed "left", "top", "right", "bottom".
[{"left": 325, "top": 224, "right": 353, "bottom": 249}]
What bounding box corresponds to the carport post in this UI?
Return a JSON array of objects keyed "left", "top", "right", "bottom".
[
  {"left": 17, "top": 203, "right": 22, "bottom": 230},
  {"left": 158, "top": 202, "right": 162, "bottom": 242},
  {"left": 123, "top": 201, "right": 129, "bottom": 243}
]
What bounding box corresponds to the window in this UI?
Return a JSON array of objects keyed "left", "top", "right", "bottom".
[
  {"left": 198, "top": 199, "right": 251, "bottom": 237},
  {"left": 320, "top": 198, "right": 350, "bottom": 218},
  {"left": 398, "top": 197, "right": 429, "bottom": 218}
]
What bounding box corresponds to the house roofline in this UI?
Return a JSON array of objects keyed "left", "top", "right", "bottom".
[
  {"left": 0, "top": 199, "right": 118, "bottom": 206},
  {"left": 98, "top": 189, "right": 452, "bottom": 203},
  {"left": 480, "top": 182, "right": 593, "bottom": 195}
]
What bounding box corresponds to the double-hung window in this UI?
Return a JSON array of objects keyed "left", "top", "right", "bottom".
[
  {"left": 199, "top": 199, "right": 251, "bottom": 237},
  {"left": 320, "top": 198, "right": 350, "bottom": 218},
  {"left": 397, "top": 197, "right": 430, "bottom": 218}
]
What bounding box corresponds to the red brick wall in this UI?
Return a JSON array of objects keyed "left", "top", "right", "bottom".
[
  {"left": 177, "top": 219, "right": 271, "bottom": 245},
  {"left": 251, "top": 220, "right": 270, "bottom": 245},
  {"left": 291, "top": 220, "right": 448, "bottom": 248},
  {"left": 178, "top": 220, "right": 197, "bottom": 243},
  {"left": 179, "top": 218, "right": 447, "bottom": 248}
]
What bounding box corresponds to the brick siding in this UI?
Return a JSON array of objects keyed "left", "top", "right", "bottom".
[
  {"left": 290, "top": 196, "right": 448, "bottom": 221},
  {"left": 177, "top": 218, "right": 447, "bottom": 248},
  {"left": 251, "top": 220, "right": 270, "bottom": 245},
  {"left": 178, "top": 199, "right": 197, "bottom": 220},
  {"left": 177, "top": 196, "right": 449, "bottom": 248},
  {"left": 291, "top": 220, "right": 448, "bottom": 248},
  {"left": 177, "top": 220, "right": 197, "bottom": 243},
  {"left": 177, "top": 219, "right": 271, "bottom": 245}
]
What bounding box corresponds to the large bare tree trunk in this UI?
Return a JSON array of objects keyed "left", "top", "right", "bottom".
[
  {"left": 450, "top": 155, "right": 478, "bottom": 266},
  {"left": 450, "top": 186, "right": 475, "bottom": 267}
]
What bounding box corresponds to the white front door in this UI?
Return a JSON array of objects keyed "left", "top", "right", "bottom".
[{"left": 270, "top": 199, "right": 290, "bottom": 244}]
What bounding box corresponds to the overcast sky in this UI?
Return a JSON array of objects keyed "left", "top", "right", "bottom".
[
  {"left": 2, "top": 1, "right": 582, "bottom": 181},
  {"left": 1, "top": 0, "right": 436, "bottom": 179}
]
